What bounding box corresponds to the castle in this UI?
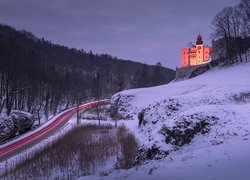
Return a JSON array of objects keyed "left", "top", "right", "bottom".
[{"left": 181, "top": 35, "right": 212, "bottom": 67}]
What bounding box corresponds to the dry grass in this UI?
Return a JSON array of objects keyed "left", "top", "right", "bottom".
[
  {"left": 1, "top": 124, "right": 139, "bottom": 179},
  {"left": 116, "top": 126, "right": 139, "bottom": 169}
]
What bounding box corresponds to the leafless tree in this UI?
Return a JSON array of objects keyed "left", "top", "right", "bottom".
[{"left": 212, "top": 1, "right": 250, "bottom": 63}]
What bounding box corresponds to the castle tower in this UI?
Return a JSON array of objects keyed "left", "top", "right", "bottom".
[{"left": 195, "top": 34, "right": 204, "bottom": 65}]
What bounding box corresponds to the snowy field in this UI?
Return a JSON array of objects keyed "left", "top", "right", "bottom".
[{"left": 91, "top": 61, "right": 250, "bottom": 179}]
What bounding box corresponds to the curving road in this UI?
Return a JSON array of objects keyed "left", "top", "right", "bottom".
[{"left": 0, "top": 99, "right": 108, "bottom": 162}]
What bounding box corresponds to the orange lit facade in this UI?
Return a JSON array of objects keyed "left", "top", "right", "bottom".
[{"left": 181, "top": 35, "right": 212, "bottom": 67}]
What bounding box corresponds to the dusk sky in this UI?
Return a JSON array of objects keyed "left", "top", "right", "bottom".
[{"left": 0, "top": 0, "right": 239, "bottom": 69}]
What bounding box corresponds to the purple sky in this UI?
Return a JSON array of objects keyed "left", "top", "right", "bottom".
[{"left": 0, "top": 0, "right": 239, "bottom": 69}]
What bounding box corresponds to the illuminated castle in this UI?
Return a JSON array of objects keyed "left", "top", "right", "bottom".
[{"left": 181, "top": 35, "right": 212, "bottom": 67}]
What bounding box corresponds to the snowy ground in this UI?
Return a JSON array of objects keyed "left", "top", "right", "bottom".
[
  {"left": 84, "top": 138, "right": 250, "bottom": 180},
  {"left": 91, "top": 60, "right": 250, "bottom": 179}
]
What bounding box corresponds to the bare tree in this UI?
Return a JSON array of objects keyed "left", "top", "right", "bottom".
[
  {"left": 92, "top": 73, "right": 102, "bottom": 125},
  {"left": 212, "top": 7, "right": 234, "bottom": 63},
  {"left": 239, "top": 0, "right": 250, "bottom": 36},
  {"left": 212, "top": 1, "right": 250, "bottom": 63},
  {"left": 238, "top": 0, "right": 250, "bottom": 61}
]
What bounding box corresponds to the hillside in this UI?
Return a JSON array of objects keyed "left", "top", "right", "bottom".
[
  {"left": 0, "top": 23, "right": 175, "bottom": 121},
  {"left": 108, "top": 59, "right": 250, "bottom": 179}
]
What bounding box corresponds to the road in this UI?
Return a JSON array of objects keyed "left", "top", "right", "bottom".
[{"left": 0, "top": 99, "right": 108, "bottom": 163}]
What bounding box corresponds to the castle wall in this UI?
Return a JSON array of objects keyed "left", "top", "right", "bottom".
[
  {"left": 181, "top": 48, "right": 190, "bottom": 67},
  {"left": 175, "top": 65, "right": 202, "bottom": 80}
]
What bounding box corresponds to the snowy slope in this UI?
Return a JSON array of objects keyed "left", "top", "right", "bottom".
[
  {"left": 104, "top": 61, "right": 250, "bottom": 179},
  {"left": 113, "top": 61, "right": 250, "bottom": 116}
]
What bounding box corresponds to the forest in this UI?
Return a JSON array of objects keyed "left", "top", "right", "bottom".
[{"left": 0, "top": 24, "right": 175, "bottom": 121}]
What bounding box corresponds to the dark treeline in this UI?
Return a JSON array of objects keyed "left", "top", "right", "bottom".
[
  {"left": 211, "top": 0, "right": 250, "bottom": 63},
  {"left": 0, "top": 24, "right": 175, "bottom": 121}
]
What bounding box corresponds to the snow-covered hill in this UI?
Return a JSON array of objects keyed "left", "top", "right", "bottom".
[{"left": 106, "top": 61, "right": 250, "bottom": 179}]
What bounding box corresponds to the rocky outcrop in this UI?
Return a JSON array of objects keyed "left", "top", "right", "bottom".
[
  {"left": 160, "top": 115, "right": 219, "bottom": 147},
  {"left": 231, "top": 91, "right": 250, "bottom": 104},
  {"left": 0, "top": 115, "right": 16, "bottom": 143},
  {"left": 135, "top": 112, "right": 219, "bottom": 164},
  {"left": 0, "top": 111, "right": 34, "bottom": 143},
  {"left": 110, "top": 94, "right": 135, "bottom": 119},
  {"left": 134, "top": 145, "right": 169, "bottom": 165},
  {"left": 10, "top": 110, "right": 34, "bottom": 133}
]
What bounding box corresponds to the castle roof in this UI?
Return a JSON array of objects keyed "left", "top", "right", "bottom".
[{"left": 196, "top": 34, "right": 203, "bottom": 45}]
